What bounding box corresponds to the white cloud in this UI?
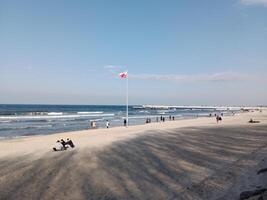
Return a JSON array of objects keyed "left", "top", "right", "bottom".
[
  {"left": 104, "top": 65, "right": 123, "bottom": 70},
  {"left": 240, "top": 0, "right": 267, "bottom": 6},
  {"left": 129, "top": 72, "right": 255, "bottom": 82},
  {"left": 104, "top": 65, "right": 121, "bottom": 70},
  {"left": 104, "top": 65, "right": 128, "bottom": 77}
]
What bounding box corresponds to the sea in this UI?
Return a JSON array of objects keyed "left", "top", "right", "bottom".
[{"left": 0, "top": 104, "right": 238, "bottom": 139}]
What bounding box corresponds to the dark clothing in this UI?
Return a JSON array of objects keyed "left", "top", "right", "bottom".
[
  {"left": 66, "top": 140, "right": 75, "bottom": 148},
  {"left": 61, "top": 140, "right": 66, "bottom": 148}
]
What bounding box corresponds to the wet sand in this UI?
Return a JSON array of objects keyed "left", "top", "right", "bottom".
[{"left": 0, "top": 111, "right": 267, "bottom": 200}]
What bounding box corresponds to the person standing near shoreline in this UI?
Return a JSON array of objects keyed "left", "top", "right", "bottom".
[
  {"left": 91, "top": 121, "right": 96, "bottom": 129},
  {"left": 106, "top": 120, "right": 110, "bottom": 128}
]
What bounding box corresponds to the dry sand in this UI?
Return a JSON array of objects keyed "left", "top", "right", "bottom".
[{"left": 0, "top": 111, "right": 267, "bottom": 200}]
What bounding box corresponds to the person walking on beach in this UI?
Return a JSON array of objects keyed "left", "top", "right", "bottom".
[
  {"left": 216, "top": 115, "right": 220, "bottom": 123},
  {"left": 106, "top": 120, "right": 110, "bottom": 128},
  {"left": 124, "top": 119, "right": 127, "bottom": 127}
]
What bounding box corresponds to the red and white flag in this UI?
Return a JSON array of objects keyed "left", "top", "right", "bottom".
[{"left": 119, "top": 71, "right": 127, "bottom": 78}]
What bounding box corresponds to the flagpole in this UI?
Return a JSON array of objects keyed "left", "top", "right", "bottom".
[{"left": 126, "top": 71, "right": 129, "bottom": 127}]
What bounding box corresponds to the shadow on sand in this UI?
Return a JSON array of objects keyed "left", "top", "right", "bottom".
[{"left": 0, "top": 125, "right": 267, "bottom": 200}]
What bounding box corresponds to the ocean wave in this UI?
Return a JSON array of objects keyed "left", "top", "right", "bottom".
[
  {"left": 0, "top": 135, "right": 32, "bottom": 140},
  {"left": 127, "top": 115, "right": 159, "bottom": 119},
  {"left": 0, "top": 124, "right": 53, "bottom": 131},
  {"left": 89, "top": 118, "right": 104, "bottom": 122},
  {"left": 0, "top": 120, "right": 12, "bottom": 123},
  {"left": 77, "top": 111, "right": 103, "bottom": 114},
  {"left": 34, "top": 125, "right": 53, "bottom": 128},
  {"left": 0, "top": 113, "right": 115, "bottom": 120},
  {"left": 47, "top": 112, "right": 63, "bottom": 116},
  {"left": 1, "top": 134, "right": 35, "bottom": 139},
  {"left": 138, "top": 110, "right": 149, "bottom": 113},
  {"left": 157, "top": 110, "right": 173, "bottom": 113}
]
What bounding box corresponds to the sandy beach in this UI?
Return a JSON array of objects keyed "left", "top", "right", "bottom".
[
  {"left": 2, "top": 0, "right": 267, "bottom": 199},
  {"left": 0, "top": 110, "right": 267, "bottom": 200}
]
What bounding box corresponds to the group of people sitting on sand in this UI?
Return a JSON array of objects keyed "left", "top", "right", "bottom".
[{"left": 53, "top": 138, "right": 75, "bottom": 151}]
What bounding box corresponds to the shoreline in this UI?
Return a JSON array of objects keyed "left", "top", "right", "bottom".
[
  {"left": 0, "top": 110, "right": 266, "bottom": 158},
  {"left": 0, "top": 115, "right": 199, "bottom": 140},
  {"left": 2, "top": 104, "right": 264, "bottom": 140},
  {"left": 0, "top": 108, "right": 254, "bottom": 141},
  {"left": 0, "top": 114, "right": 215, "bottom": 141}
]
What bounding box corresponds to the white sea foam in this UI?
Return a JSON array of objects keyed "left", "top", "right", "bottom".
[
  {"left": 127, "top": 115, "right": 158, "bottom": 119},
  {"left": 0, "top": 135, "right": 29, "bottom": 140},
  {"left": 89, "top": 118, "right": 104, "bottom": 122},
  {"left": 0, "top": 124, "right": 53, "bottom": 131},
  {"left": 47, "top": 112, "right": 63, "bottom": 116},
  {"left": 157, "top": 110, "right": 169, "bottom": 112},
  {"left": 0, "top": 113, "right": 115, "bottom": 120},
  {"left": 138, "top": 110, "right": 149, "bottom": 113},
  {"left": 77, "top": 111, "right": 103, "bottom": 114},
  {"left": 0, "top": 120, "right": 12, "bottom": 123},
  {"left": 34, "top": 125, "right": 53, "bottom": 128},
  {"left": 195, "top": 113, "right": 210, "bottom": 116}
]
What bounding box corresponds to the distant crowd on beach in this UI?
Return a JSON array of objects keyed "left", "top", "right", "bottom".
[
  {"left": 89, "top": 112, "right": 228, "bottom": 128},
  {"left": 146, "top": 115, "right": 175, "bottom": 124},
  {"left": 88, "top": 112, "right": 245, "bottom": 129},
  {"left": 209, "top": 113, "right": 224, "bottom": 123},
  {"left": 90, "top": 119, "right": 128, "bottom": 129},
  {"left": 89, "top": 115, "right": 177, "bottom": 129}
]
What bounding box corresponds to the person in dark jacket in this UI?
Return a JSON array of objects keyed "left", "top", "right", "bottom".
[{"left": 66, "top": 138, "right": 75, "bottom": 148}]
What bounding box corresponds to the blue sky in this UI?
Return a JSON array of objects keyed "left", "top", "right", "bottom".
[{"left": 0, "top": 0, "right": 266, "bottom": 105}]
